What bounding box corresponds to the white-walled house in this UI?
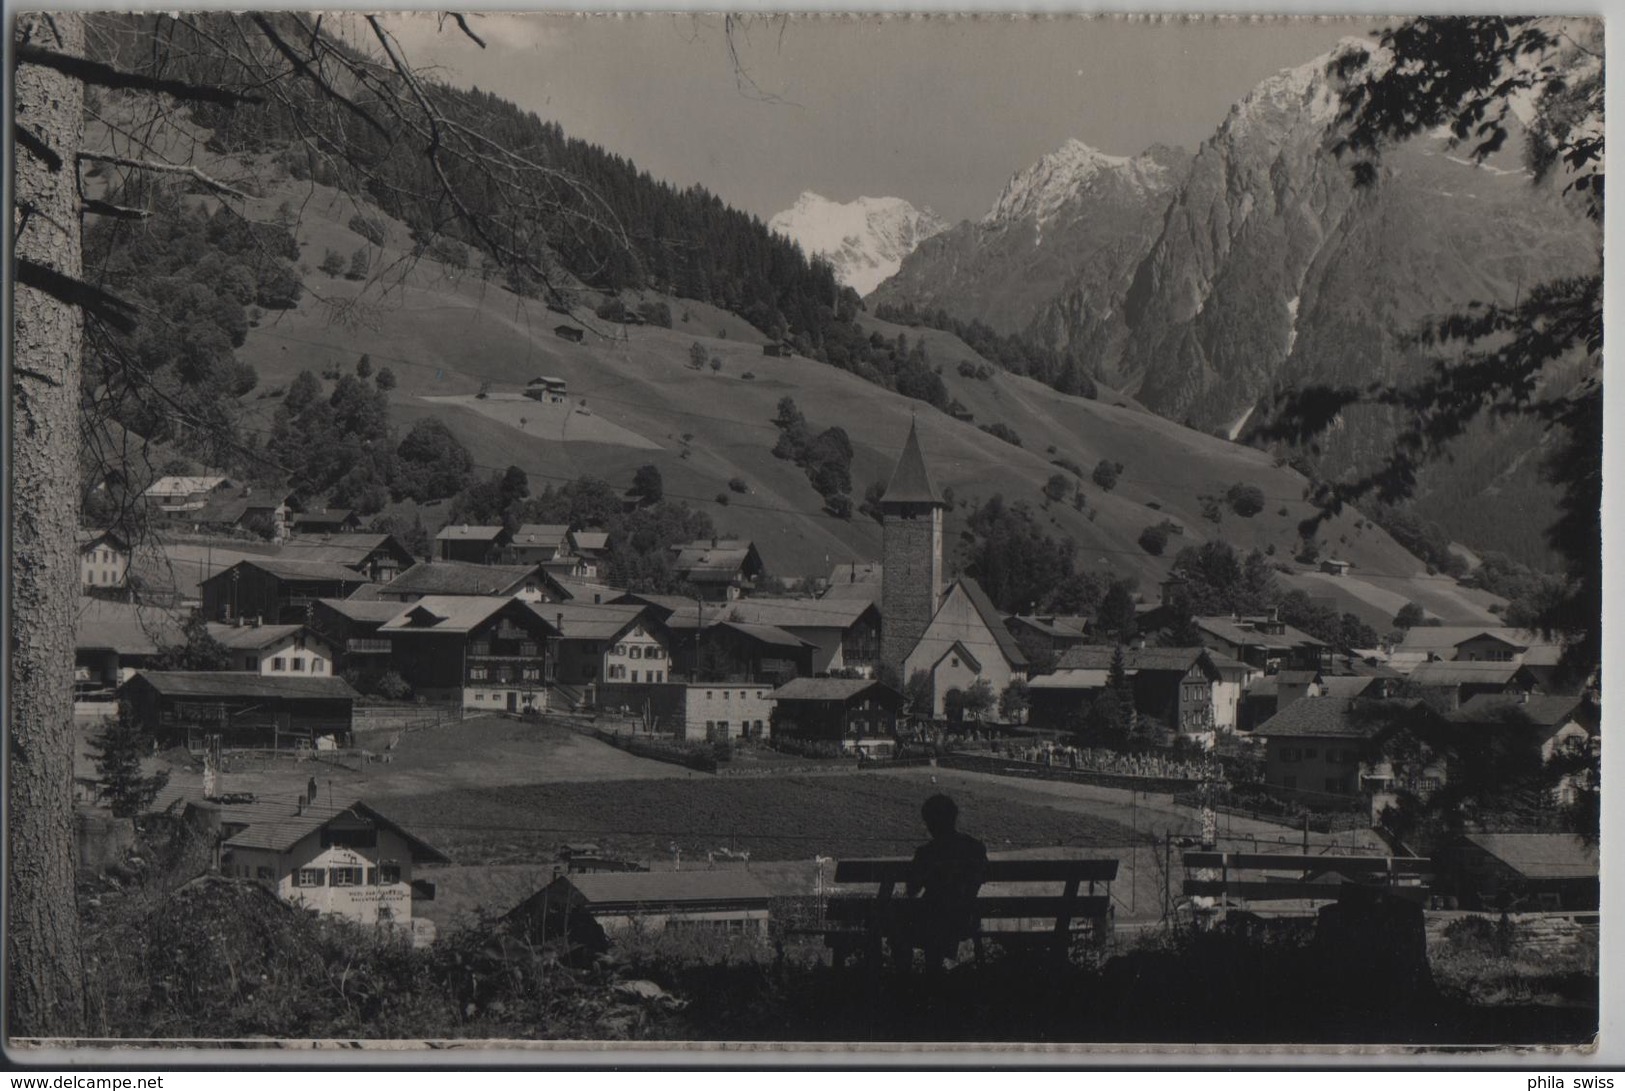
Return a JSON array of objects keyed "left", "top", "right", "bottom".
[
  {"left": 78, "top": 529, "right": 130, "bottom": 592},
  {"left": 207, "top": 621, "right": 335, "bottom": 676},
  {"left": 202, "top": 797, "right": 449, "bottom": 944}
]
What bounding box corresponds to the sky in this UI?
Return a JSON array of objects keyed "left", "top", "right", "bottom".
[{"left": 367, "top": 13, "right": 1386, "bottom": 224}]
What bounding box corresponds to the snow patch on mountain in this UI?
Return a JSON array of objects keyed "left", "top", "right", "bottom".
[
  {"left": 769, "top": 192, "right": 949, "bottom": 296},
  {"left": 982, "top": 139, "right": 1174, "bottom": 234}
]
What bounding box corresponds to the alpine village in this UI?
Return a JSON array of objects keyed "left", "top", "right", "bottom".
[{"left": 14, "top": 13, "right": 1603, "bottom": 1047}]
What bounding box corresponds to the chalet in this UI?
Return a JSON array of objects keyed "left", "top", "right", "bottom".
[
  {"left": 75, "top": 598, "right": 183, "bottom": 696},
  {"left": 1451, "top": 693, "right": 1600, "bottom": 804},
  {"left": 200, "top": 558, "right": 372, "bottom": 625},
  {"left": 761, "top": 341, "right": 787, "bottom": 357},
  {"left": 1255, "top": 696, "right": 1390, "bottom": 800},
  {"left": 901, "top": 578, "right": 1028, "bottom": 720},
  {"left": 379, "top": 595, "right": 559, "bottom": 712},
  {"left": 190, "top": 487, "right": 292, "bottom": 542},
  {"left": 276, "top": 533, "right": 416, "bottom": 584},
  {"left": 1003, "top": 614, "right": 1090, "bottom": 660},
  {"left": 1319, "top": 558, "right": 1353, "bottom": 576},
  {"left": 770, "top": 677, "right": 903, "bottom": 753},
  {"left": 1406, "top": 659, "right": 1540, "bottom": 712},
  {"left": 696, "top": 620, "right": 815, "bottom": 685},
  {"left": 310, "top": 597, "right": 405, "bottom": 677},
  {"left": 143, "top": 474, "right": 232, "bottom": 513},
  {"left": 511, "top": 871, "right": 772, "bottom": 945},
  {"left": 1028, "top": 646, "right": 1224, "bottom": 742},
  {"left": 197, "top": 795, "right": 449, "bottom": 943},
  {"left": 435, "top": 524, "right": 511, "bottom": 564},
  {"left": 541, "top": 573, "right": 624, "bottom": 605},
  {"left": 568, "top": 529, "right": 610, "bottom": 580},
  {"left": 79, "top": 529, "right": 131, "bottom": 592},
  {"left": 1390, "top": 627, "right": 1572, "bottom": 690},
  {"left": 525, "top": 375, "right": 570, "bottom": 402},
  {"left": 206, "top": 622, "right": 336, "bottom": 676},
  {"left": 724, "top": 596, "right": 883, "bottom": 676},
  {"left": 536, "top": 601, "right": 670, "bottom": 688},
  {"left": 289, "top": 508, "right": 362, "bottom": 535},
  {"left": 1439, "top": 833, "right": 1598, "bottom": 912},
  {"left": 669, "top": 539, "right": 765, "bottom": 601},
  {"left": 554, "top": 325, "right": 585, "bottom": 344},
  {"left": 120, "top": 671, "right": 358, "bottom": 750},
  {"left": 507, "top": 523, "right": 571, "bottom": 565},
  {"left": 1194, "top": 615, "right": 1331, "bottom": 673},
  {"left": 372, "top": 560, "right": 545, "bottom": 603}
]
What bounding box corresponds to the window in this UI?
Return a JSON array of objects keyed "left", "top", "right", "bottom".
[
  {"left": 471, "top": 642, "right": 491, "bottom": 656},
  {"left": 951, "top": 657, "right": 960, "bottom": 668},
  {"left": 1302, "top": 747, "right": 1317, "bottom": 760},
  {"left": 522, "top": 666, "right": 540, "bottom": 682},
  {"left": 470, "top": 666, "right": 488, "bottom": 681},
  {"left": 322, "top": 826, "right": 377, "bottom": 849},
  {"left": 256, "top": 866, "right": 275, "bottom": 881},
  {"left": 272, "top": 657, "right": 287, "bottom": 672},
  {"left": 652, "top": 671, "right": 663, "bottom": 683},
  {"left": 476, "top": 693, "right": 484, "bottom": 701},
  {"left": 520, "top": 642, "right": 538, "bottom": 657},
  {"left": 615, "top": 643, "right": 628, "bottom": 656},
  {"left": 291, "top": 658, "right": 305, "bottom": 672},
  {"left": 295, "top": 868, "right": 325, "bottom": 888},
  {"left": 1280, "top": 747, "right": 1299, "bottom": 763},
  {"left": 329, "top": 866, "right": 364, "bottom": 887},
  {"left": 312, "top": 657, "right": 325, "bottom": 674},
  {"left": 705, "top": 721, "right": 715, "bottom": 733},
  {"left": 630, "top": 646, "right": 643, "bottom": 659},
  {"left": 380, "top": 863, "right": 401, "bottom": 885},
  {"left": 631, "top": 670, "right": 639, "bottom": 684},
  {"left": 647, "top": 648, "right": 662, "bottom": 661},
  {"left": 706, "top": 691, "right": 714, "bottom": 699}
]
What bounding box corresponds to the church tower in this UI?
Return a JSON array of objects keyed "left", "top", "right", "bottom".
[{"left": 880, "top": 418, "right": 947, "bottom": 681}]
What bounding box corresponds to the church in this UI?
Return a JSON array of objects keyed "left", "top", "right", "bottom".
[{"left": 879, "top": 419, "right": 1028, "bottom": 718}]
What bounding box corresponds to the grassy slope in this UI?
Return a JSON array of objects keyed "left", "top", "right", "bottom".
[{"left": 213, "top": 160, "right": 1499, "bottom": 626}]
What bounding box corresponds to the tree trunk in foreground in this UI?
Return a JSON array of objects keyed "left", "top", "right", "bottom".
[{"left": 11, "top": 10, "right": 87, "bottom": 1039}]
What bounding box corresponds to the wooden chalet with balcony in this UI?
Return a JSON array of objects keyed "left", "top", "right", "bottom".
[
  {"left": 200, "top": 558, "right": 373, "bottom": 625},
  {"left": 120, "top": 671, "right": 359, "bottom": 750},
  {"left": 379, "top": 595, "right": 560, "bottom": 713}
]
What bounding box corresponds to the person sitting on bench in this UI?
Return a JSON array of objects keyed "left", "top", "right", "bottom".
[{"left": 903, "top": 793, "right": 988, "bottom": 968}]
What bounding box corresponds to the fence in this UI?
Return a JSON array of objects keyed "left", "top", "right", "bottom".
[
  {"left": 352, "top": 704, "right": 465, "bottom": 733},
  {"left": 938, "top": 752, "right": 1200, "bottom": 795}
]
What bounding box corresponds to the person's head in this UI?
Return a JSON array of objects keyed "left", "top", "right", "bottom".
[{"left": 921, "top": 793, "right": 959, "bottom": 838}]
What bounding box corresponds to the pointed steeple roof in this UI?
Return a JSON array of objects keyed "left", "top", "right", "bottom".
[{"left": 881, "top": 418, "right": 946, "bottom": 507}]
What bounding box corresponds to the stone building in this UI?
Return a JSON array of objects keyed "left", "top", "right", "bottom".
[{"left": 879, "top": 418, "right": 947, "bottom": 680}]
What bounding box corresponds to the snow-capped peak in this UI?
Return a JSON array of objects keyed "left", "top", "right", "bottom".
[
  {"left": 769, "top": 192, "right": 949, "bottom": 296},
  {"left": 982, "top": 139, "right": 1174, "bottom": 233}
]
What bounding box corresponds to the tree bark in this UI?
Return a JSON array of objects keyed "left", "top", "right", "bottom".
[{"left": 11, "top": 11, "right": 87, "bottom": 1038}]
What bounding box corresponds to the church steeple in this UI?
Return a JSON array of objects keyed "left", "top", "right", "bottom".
[{"left": 881, "top": 417, "right": 947, "bottom": 509}]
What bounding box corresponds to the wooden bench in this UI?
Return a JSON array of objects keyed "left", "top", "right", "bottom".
[
  {"left": 1181, "top": 851, "right": 1434, "bottom": 905},
  {"left": 818, "top": 856, "right": 1118, "bottom": 967}
]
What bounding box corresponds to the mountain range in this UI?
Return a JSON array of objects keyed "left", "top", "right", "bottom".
[
  {"left": 769, "top": 192, "right": 949, "bottom": 296},
  {"left": 870, "top": 39, "right": 1600, "bottom": 566}
]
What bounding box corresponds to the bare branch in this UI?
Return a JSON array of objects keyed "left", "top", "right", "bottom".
[
  {"left": 15, "top": 42, "right": 263, "bottom": 105},
  {"left": 76, "top": 151, "right": 251, "bottom": 201}
]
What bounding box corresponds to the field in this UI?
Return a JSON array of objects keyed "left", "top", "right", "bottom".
[{"left": 418, "top": 394, "right": 660, "bottom": 449}]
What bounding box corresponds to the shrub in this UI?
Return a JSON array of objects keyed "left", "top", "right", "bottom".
[
  {"left": 1051, "top": 457, "right": 1083, "bottom": 477},
  {"left": 1092, "top": 460, "right": 1119, "bottom": 491},
  {"left": 637, "top": 301, "right": 672, "bottom": 328},
  {"left": 1042, "top": 473, "right": 1070, "bottom": 504},
  {"left": 741, "top": 371, "right": 755, "bottom": 380},
  {"left": 716, "top": 493, "right": 730, "bottom": 506},
  {"left": 1227, "top": 482, "right": 1266, "bottom": 517},
  {"left": 1138, "top": 524, "right": 1170, "bottom": 556},
  {"left": 728, "top": 477, "right": 748, "bottom": 493},
  {"left": 318, "top": 249, "right": 346, "bottom": 277},
  {"left": 979, "top": 422, "right": 1023, "bottom": 447}
]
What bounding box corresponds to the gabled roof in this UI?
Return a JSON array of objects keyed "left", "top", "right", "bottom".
[
  {"left": 1006, "top": 615, "right": 1088, "bottom": 641},
  {"left": 380, "top": 595, "right": 540, "bottom": 635},
  {"left": 205, "top": 622, "right": 314, "bottom": 652},
  {"left": 290, "top": 509, "right": 356, "bottom": 527},
  {"left": 545, "top": 575, "right": 624, "bottom": 604},
  {"left": 570, "top": 530, "right": 610, "bottom": 553},
  {"left": 435, "top": 524, "right": 507, "bottom": 542},
  {"left": 1054, "top": 644, "right": 1211, "bottom": 675},
  {"left": 277, "top": 534, "right": 406, "bottom": 568},
  {"left": 1256, "top": 696, "right": 1388, "bottom": 740},
  {"left": 551, "top": 870, "right": 771, "bottom": 907},
  {"left": 1195, "top": 616, "right": 1327, "bottom": 650},
  {"left": 1459, "top": 833, "right": 1597, "bottom": 880},
  {"left": 1396, "top": 626, "right": 1540, "bottom": 653},
  {"left": 1451, "top": 693, "right": 1592, "bottom": 728},
  {"left": 1319, "top": 675, "right": 1381, "bottom": 701},
  {"left": 384, "top": 561, "right": 538, "bottom": 598},
  {"left": 125, "top": 671, "right": 357, "bottom": 700},
  {"left": 209, "top": 557, "right": 372, "bottom": 585},
  {"left": 78, "top": 528, "right": 130, "bottom": 552},
  {"left": 75, "top": 598, "right": 184, "bottom": 655},
  {"left": 1027, "top": 669, "right": 1115, "bottom": 691},
  {"left": 1276, "top": 670, "right": 1322, "bottom": 686},
  {"left": 713, "top": 620, "right": 815, "bottom": 649},
  {"left": 144, "top": 475, "right": 230, "bottom": 497},
  {"left": 772, "top": 677, "right": 902, "bottom": 703},
  {"left": 670, "top": 540, "right": 763, "bottom": 579},
  {"left": 725, "top": 596, "right": 877, "bottom": 630},
  {"left": 932, "top": 639, "right": 982, "bottom": 674},
  {"left": 213, "top": 798, "right": 449, "bottom": 862},
  {"left": 1408, "top": 660, "right": 1528, "bottom": 686},
  {"left": 511, "top": 523, "right": 570, "bottom": 549},
  {"left": 954, "top": 578, "right": 1029, "bottom": 669},
  {"left": 529, "top": 601, "right": 649, "bottom": 643},
  {"left": 314, "top": 597, "right": 406, "bottom": 624},
  {"left": 880, "top": 419, "right": 945, "bottom": 507}
]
